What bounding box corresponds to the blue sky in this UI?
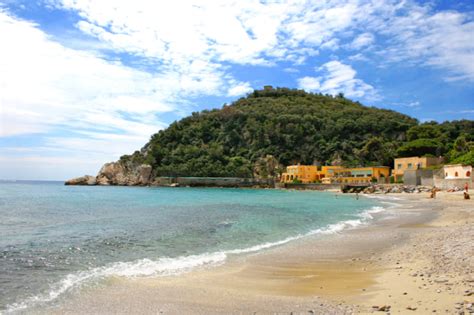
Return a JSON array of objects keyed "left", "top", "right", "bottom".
[{"left": 0, "top": 0, "right": 473, "bottom": 180}]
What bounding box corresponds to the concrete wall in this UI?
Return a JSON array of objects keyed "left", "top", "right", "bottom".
[
  {"left": 403, "top": 170, "right": 421, "bottom": 186},
  {"left": 152, "top": 176, "right": 274, "bottom": 187},
  {"left": 283, "top": 183, "right": 341, "bottom": 190},
  {"left": 420, "top": 169, "right": 434, "bottom": 186},
  {"left": 433, "top": 177, "right": 472, "bottom": 190}
]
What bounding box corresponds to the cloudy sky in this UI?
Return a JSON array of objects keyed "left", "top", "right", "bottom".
[{"left": 0, "top": 0, "right": 473, "bottom": 180}]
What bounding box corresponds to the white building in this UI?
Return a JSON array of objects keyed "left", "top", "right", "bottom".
[{"left": 443, "top": 164, "right": 472, "bottom": 179}]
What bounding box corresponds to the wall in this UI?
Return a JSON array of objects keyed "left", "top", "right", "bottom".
[
  {"left": 152, "top": 176, "right": 275, "bottom": 187},
  {"left": 420, "top": 169, "right": 434, "bottom": 186},
  {"left": 403, "top": 170, "right": 421, "bottom": 186},
  {"left": 284, "top": 183, "right": 341, "bottom": 190},
  {"left": 433, "top": 177, "right": 472, "bottom": 190}
]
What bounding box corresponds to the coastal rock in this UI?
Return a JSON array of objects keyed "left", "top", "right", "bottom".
[
  {"left": 65, "top": 175, "right": 96, "bottom": 186},
  {"left": 96, "top": 161, "right": 152, "bottom": 186}
]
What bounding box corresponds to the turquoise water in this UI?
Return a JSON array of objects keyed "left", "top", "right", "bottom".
[{"left": 0, "top": 181, "right": 380, "bottom": 312}]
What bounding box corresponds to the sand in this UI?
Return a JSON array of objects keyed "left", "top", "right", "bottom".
[{"left": 35, "top": 191, "right": 474, "bottom": 315}]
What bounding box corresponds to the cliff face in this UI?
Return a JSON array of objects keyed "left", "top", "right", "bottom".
[
  {"left": 65, "top": 161, "right": 152, "bottom": 186},
  {"left": 96, "top": 161, "right": 152, "bottom": 185}
]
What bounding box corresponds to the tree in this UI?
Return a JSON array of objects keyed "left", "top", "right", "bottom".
[
  {"left": 397, "top": 139, "right": 443, "bottom": 157},
  {"left": 406, "top": 124, "right": 442, "bottom": 141},
  {"left": 451, "top": 149, "right": 474, "bottom": 166}
]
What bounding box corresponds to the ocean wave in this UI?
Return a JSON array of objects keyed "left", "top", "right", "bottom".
[
  {"left": 5, "top": 252, "right": 227, "bottom": 313},
  {"left": 5, "top": 205, "right": 389, "bottom": 314}
]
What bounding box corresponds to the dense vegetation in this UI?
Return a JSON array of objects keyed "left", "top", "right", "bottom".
[{"left": 120, "top": 88, "right": 474, "bottom": 177}]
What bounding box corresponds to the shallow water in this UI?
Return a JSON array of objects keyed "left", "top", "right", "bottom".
[{"left": 0, "top": 181, "right": 380, "bottom": 312}]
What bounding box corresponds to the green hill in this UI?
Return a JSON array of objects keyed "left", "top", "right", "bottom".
[{"left": 119, "top": 87, "right": 473, "bottom": 178}]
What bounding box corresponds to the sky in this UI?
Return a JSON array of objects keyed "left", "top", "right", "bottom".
[{"left": 0, "top": 0, "right": 473, "bottom": 180}]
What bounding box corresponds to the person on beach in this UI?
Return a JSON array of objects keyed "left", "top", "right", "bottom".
[
  {"left": 430, "top": 187, "right": 437, "bottom": 199},
  {"left": 465, "top": 182, "right": 469, "bottom": 193}
]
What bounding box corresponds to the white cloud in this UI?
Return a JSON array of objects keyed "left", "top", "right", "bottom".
[
  {"left": 51, "top": 0, "right": 474, "bottom": 82},
  {"left": 376, "top": 5, "right": 474, "bottom": 81},
  {"left": 350, "top": 32, "right": 375, "bottom": 49},
  {"left": 227, "top": 82, "right": 253, "bottom": 97},
  {"left": 297, "top": 76, "right": 321, "bottom": 91},
  {"left": 298, "top": 61, "right": 378, "bottom": 100},
  {"left": 406, "top": 101, "right": 420, "bottom": 108}
]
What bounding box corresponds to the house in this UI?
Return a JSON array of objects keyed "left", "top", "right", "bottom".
[
  {"left": 432, "top": 164, "right": 473, "bottom": 190},
  {"left": 392, "top": 156, "right": 443, "bottom": 182},
  {"left": 280, "top": 164, "right": 319, "bottom": 183},
  {"left": 443, "top": 164, "right": 472, "bottom": 179}
]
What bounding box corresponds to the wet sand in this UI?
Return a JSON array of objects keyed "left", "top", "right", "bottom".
[{"left": 35, "top": 192, "right": 474, "bottom": 314}]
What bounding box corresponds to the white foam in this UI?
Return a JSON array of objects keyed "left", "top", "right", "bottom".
[
  {"left": 6, "top": 205, "right": 390, "bottom": 314},
  {"left": 5, "top": 252, "right": 227, "bottom": 313}
]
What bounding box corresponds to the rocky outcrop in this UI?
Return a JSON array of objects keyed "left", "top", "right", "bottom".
[
  {"left": 65, "top": 175, "right": 96, "bottom": 186},
  {"left": 65, "top": 161, "right": 152, "bottom": 186},
  {"left": 95, "top": 161, "right": 152, "bottom": 186}
]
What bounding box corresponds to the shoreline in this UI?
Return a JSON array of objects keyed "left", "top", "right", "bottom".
[{"left": 27, "top": 191, "right": 474, "bottom": 314}]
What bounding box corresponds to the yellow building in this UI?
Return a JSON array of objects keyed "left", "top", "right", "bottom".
[
  {"left": 392, "top": 156, "right": 443, "bottom": 182},
  {"left": 281, "top": 165, "right": 390, "bottom": 184},
  {"left": 319, "top": 166, "right": 344, "bottom": 179},
  {"left": 331, "top": 166, "right": 391, "bottom": 184},
  {"left": 280, "top": 164, "right": 319, "bottom": 183}
]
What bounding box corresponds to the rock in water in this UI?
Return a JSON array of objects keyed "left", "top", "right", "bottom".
[
  {"left": 65, "top": 175, "right": 96, "bottom": 185},
  {"left": 95, "top": 161, "right": 152, "bottom": 186}
]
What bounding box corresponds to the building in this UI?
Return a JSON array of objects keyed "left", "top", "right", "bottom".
[
  {"left": 392, "top": 156, "right": 443, "bottom": 182},
  {"left": 281, "top": 165, "right": 390, "bottom": 184},
  {"left": 443, "top": 164, "right": 472, "bottom": 179},
  {"left": 280, "top": 164, "right": 319, "bottom": 183},
  {"left": 318, "top": 166, "right": 344, "bottom": 179},
  {"left": 433, "top": 164, "right": 473, "bottom": 190},
  {"left": 331, "top": 166, "right": 390, "bottom": 184}
]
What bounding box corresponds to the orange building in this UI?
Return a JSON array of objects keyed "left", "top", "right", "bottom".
[
  {"left": 281, "top": 164, "right": 390, "bottom": 184},
  {"left": 280, "top": 164, "right": 319, "bottom": 183},
  {"left": 392, "top": 156, "right": 443, "bottom": 182}
]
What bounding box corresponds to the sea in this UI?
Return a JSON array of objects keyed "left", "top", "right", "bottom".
[{"left": 0, "top": 180, "right": 385, "bottom": 313}]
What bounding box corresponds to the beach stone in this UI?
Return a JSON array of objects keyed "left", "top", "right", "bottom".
[
  {"left": 372, "top": 305, "right": 391, "bottom": 312},
  {"left": 435, "top": 278, "right": 448, "bottom": 283}
]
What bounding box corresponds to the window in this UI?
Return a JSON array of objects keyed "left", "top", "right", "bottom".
[
  {"left": 455, "top": 172, "right": 458, "bottom": 177},
  {"left": 407, "top": 163, "right": 413, "bottom": 169},
  {"left": 467, "top": 171, "right": 471, "bottom": 177},
  {"left": 397, "top": 164, "right": 402, "bottom": 169}
]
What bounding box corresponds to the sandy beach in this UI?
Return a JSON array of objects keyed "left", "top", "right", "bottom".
[{"left": 37, "top": 191, "right": 473, "bottom": 315}]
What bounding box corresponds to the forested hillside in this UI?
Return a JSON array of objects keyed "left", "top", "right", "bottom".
[{"left": 120, "top": 88, "right": 474, "bottom": 178}]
